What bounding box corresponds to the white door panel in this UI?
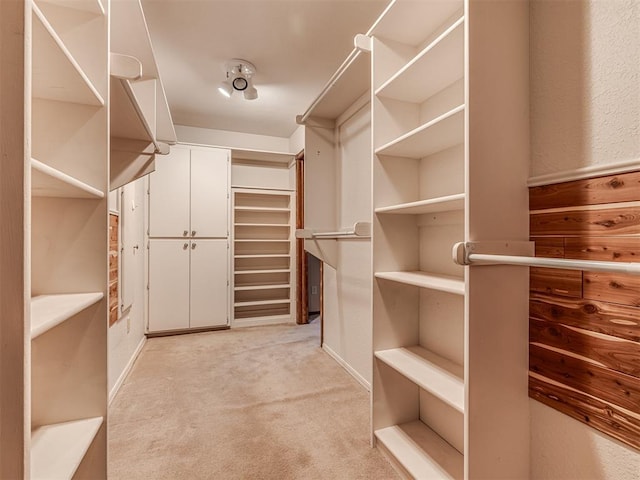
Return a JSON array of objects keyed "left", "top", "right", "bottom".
[
  {"left": 149, "top": 146, "right": 190, "bottom": 238},
  {"left": 190, "top": 148, "right": 228, "bottom": 238},
  {"left": 190, "top": 239, "right": 228, "bottom": 328}
]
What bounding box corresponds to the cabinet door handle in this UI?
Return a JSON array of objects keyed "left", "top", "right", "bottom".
[
  {"left": 191, "top": 230, "right": 196, "bottom": 237},
  {"left": 183, "top": 230, "right": 189, "bottom": 237},
  {"left": 183, "top": 243, "right": 189, "bottom": 250},
  {"left": 191, "top": 243, "right": 197, "bottom": 250}
]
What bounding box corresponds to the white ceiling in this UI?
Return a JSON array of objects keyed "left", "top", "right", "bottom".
[{"left": 141, "top": 0, "right": 389, "bottom": 139}]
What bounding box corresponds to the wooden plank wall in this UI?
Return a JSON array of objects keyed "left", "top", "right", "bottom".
[
  {"left": 529, "top": 170, "right": 640, "bottom": 450},
  {"left": 109, "top": 213, "right": 119, "bottom": 326}
]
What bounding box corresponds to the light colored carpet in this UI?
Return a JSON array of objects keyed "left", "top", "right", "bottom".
[{"left": 108, "top": 320, "right": 398, "bottom": 479}]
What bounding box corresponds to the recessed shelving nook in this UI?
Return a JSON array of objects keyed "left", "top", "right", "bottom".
[{"left": 371, "top": 0, "right": 530, "bottom": 478}]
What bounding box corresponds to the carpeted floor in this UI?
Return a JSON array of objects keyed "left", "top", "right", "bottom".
[{"left": 108, "top": 320, "right": 398, "bottom": 479}]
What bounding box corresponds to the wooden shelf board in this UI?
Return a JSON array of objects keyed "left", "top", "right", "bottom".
[
  {"left": 31, "top": 292, "right": 104, "bottom": 339},
  {"left": 235, "top": 206, "right": 291, "bottom": 213},
  {"left": 376, "top": 105, "right": 464, "bottom": 159},
  {"left": 375, "top": 193, "right": 464, "bottom": 215},
  {"left": 235, "top": 254, "right": 290, "bottom": 259},
  {"left": 234, "top": 284, "right": 291, "bottom": 291},
  {"left": 375, "top": 271, "right": 464, "bottom": 296},
  {"left": 235, "top": 269, "right": 291, "bottom": 275},
  {"left": 31, "top": 417, "right": 103, "bottom": 480},
  {"left": 375, "top": 346, "right": 464, "bottom": 413},
  {"left": 234, "top": 223, "right": 291, "bottom": 228},
  {"left": 375, "top": 421, "right": 463, "bottom": 480},
  {"left": 234, "top": 299, "right": 291, "bottom": 307},
  {"left": 38, "top": 0, "right": 105, "bottom": 16},
  {"left": 32, "top": 4, "right": 104, "bottom": 106},
  {"left": 376, "top": 17, "right": 464, "bottom": 104},
  {"left": 31, "top": 159, "right": 104, "bottom": 199}
]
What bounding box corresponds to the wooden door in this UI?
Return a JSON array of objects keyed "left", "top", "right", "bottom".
[
  {"left": 148, "top": 239, "right": 190, "bottom": 332},
  {"left": 190, "top": 239, "right": 228, "bottom": 328},
  {"left": 190, "top": 147, "right": 228, "bottom": 238},
  {"left": 149, "top": 146, "right": 190, "bottom": 238}
]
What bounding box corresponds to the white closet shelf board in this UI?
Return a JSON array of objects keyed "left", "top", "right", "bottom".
[
  {"left": 375, "top": 271, "right": 464, "bottom": 295},
  {"left": 110, "top": 76, "right": 157, "bottom": 146},
  {"left": 375, "top": 193, "right": 464, "bottom": 215},
  {"left": 235, "top": 269, "right": 291, "bottom": 275},
  {"left": 234, "top": 299, "right": 291, "bottom": 307},
  {"left": 32, "top": 4, "right": 104, "bottom": 106},
  {"left": 235, "top": 223, "right": 291, "bottom": 228},
  {"left": 31, "top": 417, "right": 104, "bottom": 480},
  {"left": 376, "top": 105, "right": 464, "bottom": 159},
  {"left": 375, "top": 421, "right": 463, "bottom": 480},
  {"left": 376, "top": 17, "right": 464, "bottom": 103},
  {"left": 31, "top": 159, "right": 104, "bottom": 199},
  {"left": 375, "top": 346, "right": 464, "bottom": 413},
  {"left": 231, "top": 149, "right": 294, "bottom": 165},
  {"left": 110, "top": 0, "right": 176, "bottom": 143},
  {"left": 235, "top": 284, "right": 291, "bottom": 291},
  {"left": 234, "top": 239, "right": 290, "bottom": 243},
  {"left": 368, "top": 0, "right": 463, "bottom": 47},
  {"left": 31, "top": 293, "right": 104, "bottom": 339},
  {"left": 235, "top": 254, "right": 290, "bottom": 259},
  {"left": 234, "top": 206, "right": 291, "bottom": 213},
  {"left": 38, "top": 0, "right": 105, "bottom": 16}
]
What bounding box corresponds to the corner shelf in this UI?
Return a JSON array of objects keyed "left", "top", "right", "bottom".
[
  {"left": 37, "top": 0, "right": 105, "bottom": 16},
  {"left": 375, "top": 193, "right": 464, "bottom": 215},
  {"left": 375, "top": 271, "right": 464, "bottom": 296},
  {"left": 31, "top": 159, "right": 104, "bottom": 199},
  {"left": 31, "top": 417, "right": 104, "bottom": 480},
  {"left": 32, "top": 4, "right": 104, "bottom": 106},
  {"left": 375, "top": 421, "right": 463, "bottom": 480},
  {"left": 375, "top": 346, "right": 464, "bottom": 413},
  {"left": 31, "top": 293, "right": 104, "bottom": 339},
  {"left": 376, "top": 104, "right": 464, "bottom": 159}
]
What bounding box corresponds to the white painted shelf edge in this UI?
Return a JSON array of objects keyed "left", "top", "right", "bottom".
[
  {"left": 235, "top": 269, "right": 291, "bottom": 275},
  {"left": 375, "top": 421, "right": 463, "bottom": 480},
  {"left": 31, "top": 416, "right": 104, "bottom": 480},
  {"left": 234, "top": 223, "right": 291, "bottom": 227},
  {"left": 234, "top": 299, "right": 291, "bottom": 307},
  {"left": 375, "top": 193, "right": 465, "bottom": 215},
  {"left": 234, "top": 254, "right": 290, "bottom": 259},
  {"left": 235, "top": 284, "right": 291, "bottom": 291},
  {"left": 31, "top": 159, "right": 104, "bottom": 199},
  {"left": 375, "top": 271, "right": 464, "bottom": 295},
  {"left": 375, "top": 346, "right": 464, "bottom": 413},
  {"left": 234, "top": 239, "right": 290, "bottom": 243},
  {"left": 234, "top": 206, "right": 291, "bottom": 213},
  {"left": 31, "top": 292, "right": 104, "bottom": 339},
  {"left": 32, "top": 3, "right": 104, "bottom": 106},
  {"left": 38, "top": 0, "right": 105, "bottom": 16}
]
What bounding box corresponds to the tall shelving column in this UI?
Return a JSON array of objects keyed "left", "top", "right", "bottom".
[
  {"left": 370, "top": 0, "right": 530, "bottom": 478},
  {"left": 232, "top": 188, "right": 294, "bottom": 327},
  {"left": 29, "top": 0, "right": 109, "bottom": 478}
]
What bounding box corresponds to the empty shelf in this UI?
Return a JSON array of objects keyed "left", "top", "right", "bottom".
[
  {"left": 38, "top": 0, "right": 105, "bottom": 16},
  {"left": 31, "top": 293, "right": 104, "bottom": 339},
  {"left": 235, "top": 239, "right": 290, "bottom": 243},
  {"left": 234, "top": 299, "right": 290, "bottom": 307},
  {"left": 235, "top": 269, "right": 291, "bottom": 275},
  {"left": 375, "top": 421, "right": 463, "bottom": 480},
  {"left": 375, "top": 271, "right": 464, "bottom": 295},
  {"left": 31, "top": 159, "right": 104, "bottom": 199},
  {"left": 375, "top": 346, "right": 464, "bottom": 413},
  {"left": 235, "top": 223, "right": 291, "bottom": 227},
  {"left": 376, "top": 105, "right": 464, "bottom": 159},
  {"left": 235, "top": 206, "right": 291, "bottom": 213},
  {"left": 32, "top": 4, "right": 104, "bottom": 106},
  {"left": 235, "top": 254, "right": 290, "bottom": 259},
  {"left": 375, "top": 193, "right": 464, "bottom": 215},
  {"left": 235, "top": 284, "right": 291, "bottom": 291},
  {"left": 31, "top": 417, "right": 103, "bottom": 480}
]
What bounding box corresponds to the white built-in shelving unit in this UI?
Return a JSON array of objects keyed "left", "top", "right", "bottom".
[
  {"left": 29, "top": 0, "right": 110, "bottom": 477},
  {"left": 371, "top": 0, "right": 531, "bottom": 478},
  {"left": 232, "top": 188, "right": 294, "bottom": 327}
]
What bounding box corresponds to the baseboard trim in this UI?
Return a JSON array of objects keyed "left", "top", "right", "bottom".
[
  {"left": 322, "top": 343, "right": 371, "bottom": 392},
  {"left": 528, "top": 158, "right": 640, "bottom": 187},
  {"left": 109, "top": 336, "right": 146, "bottom": 405}
]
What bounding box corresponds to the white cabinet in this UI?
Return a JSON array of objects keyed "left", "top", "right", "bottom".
[
  {"left": 148, "top": 239, "right": 228, "bottom": 332},
  {"left": 149, "top": 145, "right": 229, "bottom": 239}
]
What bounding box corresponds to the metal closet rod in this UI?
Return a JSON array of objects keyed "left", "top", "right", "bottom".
[
  {"left": 295, "top": 221, "right": 371, "bottom": 240},
  {"left": 452, "top": 242, "right": 640, "bottom": 275}
]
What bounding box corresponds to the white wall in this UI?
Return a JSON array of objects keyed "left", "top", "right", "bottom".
[{"left": 530, "top": 1, "right": 640, "bottom": 477}]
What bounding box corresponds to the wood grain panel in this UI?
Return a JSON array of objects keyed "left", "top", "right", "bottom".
[
  {"left": 529, "top": 375, "right": 640, "bottom": 450},
  {"left": 529, "top": 294, "right": 640, "bottom": 342},
  {"left": 532, "top": 237, "right": 564, "bottom": 258},
  {"left": 109, "top": 213, "right": 119, "bottom": 326},
  {"left": 529, "top": 344, "right": 640, "bottom": 413},
  {"left": 530, "top": 318, "right": 640, "bottom": 377},
  {"left": 530, "top": 206, "right": 640, "bottom": 236},
  {"left": 529, "top": 171, "right": 640, "bottom": 210},
  {"left": 530, "top": 267, "right": 581, "bottom": 297},
  {"left": 583, "top": 272, "right": 640, "bottom": 307},
  {"left": 565, "top": 237, "right": 640, "bottom": 262}
]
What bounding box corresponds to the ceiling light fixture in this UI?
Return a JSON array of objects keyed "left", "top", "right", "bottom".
[{"left": 218, "top": 59, "right": 258, "bottom": 100}]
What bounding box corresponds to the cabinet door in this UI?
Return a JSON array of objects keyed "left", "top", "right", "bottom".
[
  {"left": 190, "top": 148, "right": 228, "bottom": 238},
  {"left": 149, "top": 146, "right": 190, "bottom": 238},
  {"left": 148, "top": 239, "right": 190, "bottom": 332},
  {"left": 190, "top": 239, "right": 228, "bottom": 328}
]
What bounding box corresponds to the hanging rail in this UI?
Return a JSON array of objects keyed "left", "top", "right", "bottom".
[
  {"left": 296, "top": 221, "right": 371, "bottom": 240},
  {"left": 453, "top": 242, "right": 640, "bottom": 275},
  {"left": 296, "top": 34, "right": 372, "bottom": 125}
]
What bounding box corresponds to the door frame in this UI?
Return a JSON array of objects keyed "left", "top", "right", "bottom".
[{"left": 295, "top": 150, "right": 308, "bottom": 325}]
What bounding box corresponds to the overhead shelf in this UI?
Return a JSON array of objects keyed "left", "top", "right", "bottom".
[
  {"left": 376, "top": 105, "right": 465, "bottom": 159},
  {"left": 38, "top": 0, "right": 105, "bottom": 16},
  {"left": 375, "top": 271, "right": 464, "bottom": 296},
  {"left": 31, "top": 293, "right": 104, "bottom": 339},
  {"left": 32, "top": 4, "right": 104, "bottom": 106},
  {"left": 375, "top": 346, "right": 465, "bottom": 413},
  {"left": 31, "top": 417, "right": 104, "bottom": 480},
  {"left": 31, "top": 159, "right": 104, "bottom": 199},
  {"left": 375, "top": 421, "right": 463, "bottom": 480},
  {"left": 375, "top": 193, "right": 464, "bottom": 215}
]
